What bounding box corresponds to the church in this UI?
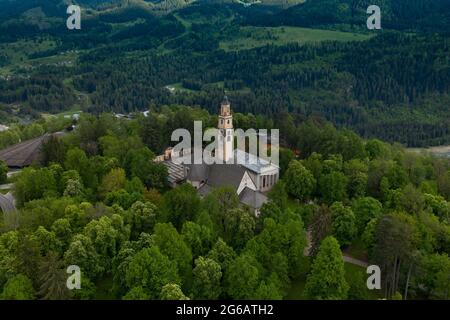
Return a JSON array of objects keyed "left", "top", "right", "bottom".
[{"left": 162, "top": 97, "right": 280, "bottom": 215}]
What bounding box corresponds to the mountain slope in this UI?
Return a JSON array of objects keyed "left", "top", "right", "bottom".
[{"left": 246, "top": 0, "right": 450, "bottom": 32}]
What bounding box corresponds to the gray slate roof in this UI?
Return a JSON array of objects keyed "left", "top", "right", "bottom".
[
  {"left": 207, "top": 164, "right": 247, "bottom": 190},
  {"left": 187, "top": 163, "right": 248, "bottom": 191},
  {"left": 198, "top": 184, "right": 212, "bottom": 197},
  {"left": 186, "top": 163, "right": 209, "bottom": 182},
  {"left": 164, "top": 161, "right": 186, "bottom": 184},
  {"left": 239, "top": 187, "right": 268, "bottom": 209}
]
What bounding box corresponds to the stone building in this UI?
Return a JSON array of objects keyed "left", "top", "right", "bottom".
[{"left": 163, "top": 97, "right": 280, "bottom": 215}]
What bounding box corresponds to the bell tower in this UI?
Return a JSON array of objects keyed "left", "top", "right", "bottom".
[{"left": 217, "top": 96, "right": 233, "bottom": 163}]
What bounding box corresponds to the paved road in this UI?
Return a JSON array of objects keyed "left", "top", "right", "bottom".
[
  {"left": 343, "top": 254, "right": 369, "bottom": 267},
  {"left": 305, "top": 230, "right": 369, "bottom": 268},
  {"left": 7, "top": 170, "right": 21, "bottom": 178}
]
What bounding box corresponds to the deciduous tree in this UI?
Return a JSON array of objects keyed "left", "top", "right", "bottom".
[
  {"left": 330, "top": 202, "right": 357, "bottom": 247},
  {"left": 284, "top": 160, "right": 316, "bottom": 201},
  {"left": 304, "top": 236, "right": 348, "bottom": 299},
  {"left": 125, "top": 246, "right": 180, "bottom": 299},
  {"left": 1, "top": 274, "right": 35, "bottom": 300},
  {"left": 191, "top": 257, "right": 222, "bottom": 299}
]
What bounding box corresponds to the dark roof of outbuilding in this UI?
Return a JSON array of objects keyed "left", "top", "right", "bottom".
[
  {"left": 239, "top": 187, "right": 268, "bottom": 209},
  {"left": 198, "top": 184, "right": 212, "bottom": 197},
  {"left": 0, "top": 132, "right": 66, "bottom": 168},
  {"left": 0, "top": 135, "right": 47, "bottom": 168}
]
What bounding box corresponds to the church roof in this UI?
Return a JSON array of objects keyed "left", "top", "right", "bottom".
[
  {"left": 239, "top": 187, "right": 268, "bottom": 209},
  {"left": 164, "top": 160, "right": 186, "bottom": 184},
  {"left": 234, "top": 149, "right": 279, "bottom": 174},
  {"left": 187, "top": 163, "right": 248, "bottom": 191},
  {"left": 186, "top": 162, "right": 209, "bottom": 182},
  {"left": 208, "top": 164, "right": 247, "bottom": 190}
]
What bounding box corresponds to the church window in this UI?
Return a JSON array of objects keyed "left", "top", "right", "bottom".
[
  {"left": 227, "top": 120, "right": 230, "bottom": 124},
  {"left": 221, "top": 119, "right": 223, "bottom": 124},
  {"left": 227, "top": 135, "right": 231, "bottom": 141},
  {"left": 263, "top": 176, "right": 266, "bottom": 188}
]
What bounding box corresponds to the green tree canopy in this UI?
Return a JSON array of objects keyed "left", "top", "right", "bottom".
[
  {"left": 125, "top": 246, "right": 180, "bottom": 299},
  {"left": 225, "top": 253, "right": 261, "bottom": 299},
  {"left": 153, "top": 223, "right": 193, "bottom": 280},
  {"left": 162, "top": 184, "right": 200, "bottom": 230},
  {"left": 191, "top": 257, "right": 222, "bottom": 299},
  {"left": 1, "top": 274, "right": 36, "bottom": 300},
  {"left": 284, "top": 160, "right": 316, "bottom": 201},
  {"left": 352, "top": 197, "right": 383, "bottom": 235},
  {"left": 160, "top": 283, "right": 189, "bottom": 300},
  {"left": 330, "top": 202, "right": 357, "bottom": 247},
  {"left": 304, "top": 236, "right": 349, "bottom": 299}
]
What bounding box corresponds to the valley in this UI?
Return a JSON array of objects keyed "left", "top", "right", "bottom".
[
  {"left": 0, "top": 1, "right": 449, "bottom": 148},
  {"left": 0, "top": 0, "right": 449, "bottom": 303}
]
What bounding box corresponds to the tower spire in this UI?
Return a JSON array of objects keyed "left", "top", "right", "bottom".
[
  {"left": 217, "top": 96, "right": 233, "bottom": 163},
  {"left": 222, "top": 95, "right": 229, "bottom": 105}
]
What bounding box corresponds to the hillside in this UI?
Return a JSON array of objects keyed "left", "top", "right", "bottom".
[
  {"left": 0, "top": 1, "right": 449, "bottom": 147},
  {"left": 247, "top": 0, "right": 450, "bottom": 32},
  {"left": 0, "top": 107, "right": 449, "bottom": 301},
  {"left": 0, "top": 0, "right": 449, "bottom": 303}
]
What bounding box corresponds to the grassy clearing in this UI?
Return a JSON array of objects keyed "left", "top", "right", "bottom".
[
  {"left": 41, "top": 109, "right": 83, "bottom": 120},
  {"left": 0, "top": 38, "right": 80, "bottom": 77},
  {"left": 285, "top": 276, "right": 307, "bottom": 300},
  {"left": 286, "top": 261, "right": 382, "bottom": 300},
  {"left": 344, "top": 263, "right": 382, "bottom": 300},
  {"left": 286, "top": 197, "right": 301, "bottom": 211},
  {"left": 0, "top": 39, "right": 56, "bottom": 64},
  {"left": 165, "top": 82, "right": 197, "bottom": 94},
  {"left": 344, "top": 237, "right": 368, "bottom": 262},
  {"left": 220, "top": 26, "right": 372, "bottom": 51}
]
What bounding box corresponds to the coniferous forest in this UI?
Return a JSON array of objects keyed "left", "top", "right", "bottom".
[{"left": 0, "top": 0, "right": 449, "bottom": 303}]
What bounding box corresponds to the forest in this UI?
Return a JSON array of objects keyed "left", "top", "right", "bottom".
[
  {"left": 0, "top": 1, "right": 449, "bottom": 146},
  {"left": 0, "top": 0, "right": 449, "bottom": 301},
  {"left": 0, "top": 107, "right": 449, "bottom": 300}
]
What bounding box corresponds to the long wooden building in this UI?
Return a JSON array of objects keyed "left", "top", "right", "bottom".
[{"left": 0, "top": 132, "right": 65, "bottom": 169}]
